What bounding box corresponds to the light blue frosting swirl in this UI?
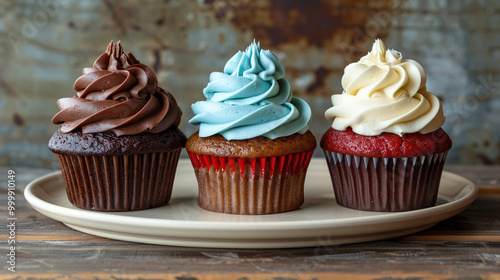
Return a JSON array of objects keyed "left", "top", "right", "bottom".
[{"left": 189, "top": 41, "right": 312, "bottom": 140}]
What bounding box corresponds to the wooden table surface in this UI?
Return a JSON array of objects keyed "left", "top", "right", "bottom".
[{"left": 1, "top": 165, "right": 499, "bottom": 279}]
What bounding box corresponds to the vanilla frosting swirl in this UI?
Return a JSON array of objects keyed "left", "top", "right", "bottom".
[
  {"left": 325, "top": 39, "right": 445, "bottom": 136},
  {"left": 189, "top": 41, "right": 312, "bottom": 140},
  {"left": 52, "top": 41, "right": 181, "bottom": 136}
]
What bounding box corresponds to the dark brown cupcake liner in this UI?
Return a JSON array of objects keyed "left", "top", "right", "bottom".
[
  {"left": 322, "top": 150, "right": 448, "bottom": 212},
  {"left": 187, "top": 151, "right": 314, "bottom": 215},
  {"left": 55, "top": 149, "right": 182, "bottom": 211}
]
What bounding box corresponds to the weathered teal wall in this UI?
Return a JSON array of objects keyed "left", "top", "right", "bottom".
[{"left": 1, "top": 0, "right": 499, "bottom": 167}]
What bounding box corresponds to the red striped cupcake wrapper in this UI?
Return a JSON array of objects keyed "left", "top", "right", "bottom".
[
  {"left": 187, "top": 150, "right": 314, "bottom": 215},
  {"left": 323, "top": 150, "right": 448, "bottom": 212},
  {"left": 188, "top": 151, "right": 314, "bottom": 177},
  {"left": 56, "top": 149, "right": 182, "bottom": 211}
]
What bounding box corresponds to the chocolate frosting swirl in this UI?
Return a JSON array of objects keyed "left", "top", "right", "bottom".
[{"left": 52, "top": 41, "right": 182, "bottom": 136}]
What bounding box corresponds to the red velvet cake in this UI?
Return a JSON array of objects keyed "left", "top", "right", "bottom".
[{"left": 321, "top": 127, "right": 452, "bottom": 158}]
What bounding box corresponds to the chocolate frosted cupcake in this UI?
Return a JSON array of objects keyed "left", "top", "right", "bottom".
[
  {"left": 187, "top": 41, "right": 316, "bottom": 215},
  {"left": 49, "top": 41, "right": 187, "bottom": 211},
  {"left": 321, "top": 39, "right": 452, "bottom": 212}
]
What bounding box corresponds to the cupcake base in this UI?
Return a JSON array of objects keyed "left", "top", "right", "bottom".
[
  {"left": 188, "top": 151, "right": 314, "bottom": 215},
  {"left": 323, "top": 150, "right": 448, "bottom": 212},
  {"left": 56, "top": 149, "right": 181, "bottom": 211}
]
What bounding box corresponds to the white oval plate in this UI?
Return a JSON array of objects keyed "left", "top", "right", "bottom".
[{"left": 25, "top": 159, "right": 478, "bottom": 248}]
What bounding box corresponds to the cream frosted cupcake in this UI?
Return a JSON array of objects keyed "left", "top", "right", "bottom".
[
  {"left": 321, "top": 39, "right": 452, "bottom": 212},
  {"left": 186, "top": 41, "right": 316, "bottom": 215}
]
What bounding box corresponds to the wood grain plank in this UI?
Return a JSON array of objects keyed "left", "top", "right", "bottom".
[
  {"left": 445, "top": 166, "right": 500, "bottom": 187},
  {"left": 0, "top": 235, "right": 112, "bottom": 242},
  {"left": 4, "top": 272, "right": 500, "bottom": 280},
  {"left": 4, "top": 239, "right": 499, "bottom": 274},
  {"left": 398, "top": 235, "right": 500, "bottom": 242},
  {"left": 478, "top": 186, "right": 500, "bottom": 195}
]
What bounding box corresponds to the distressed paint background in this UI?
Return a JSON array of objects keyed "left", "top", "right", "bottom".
[{"left": 0, "top": 0, "right": 499, "bottom": 168}]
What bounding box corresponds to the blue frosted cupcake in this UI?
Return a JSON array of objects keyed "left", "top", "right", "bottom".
[{"left": 186, "top": 41, "right": 316, "bottom": 215}]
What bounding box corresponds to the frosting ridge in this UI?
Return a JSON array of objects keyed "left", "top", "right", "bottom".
[
  {"left": 52, "top": 41, "right": 181, "bottom": 136},
  {"left": 325, "top": 39, "right": 445, "bottom": 136},
  {"left": 189, "top": 41, "right": 312, "bottom": 140}
]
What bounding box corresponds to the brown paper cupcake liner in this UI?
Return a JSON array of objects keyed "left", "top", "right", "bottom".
[
  {"left": 322, "top": 150, "right": 448, "bottom": 212},
  {"left": 55, "top": 149, "right": 181, "bottom": 211},
  {"left": 187, "top": 151, "right": 314, "bottom": 215}
]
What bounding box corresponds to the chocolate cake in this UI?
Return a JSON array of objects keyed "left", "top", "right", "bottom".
[
  {"left": 186, "top": 131, "right": 316, "bottom": 158},
  {"left": 49, "top": 127, "right": 186, "bottom": 156}
]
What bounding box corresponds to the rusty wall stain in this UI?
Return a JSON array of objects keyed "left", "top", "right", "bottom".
[
  {"left": 12, "top": 113, "right": 24, "bottom": 127},
  {"left": 229, "top": 0, "right": 341, "bottom": 47},
  {"left": 306, "top": 67, "right": 329, "bottom": 94},
  {"left": 227, "top": 0, "right": 392, "bottom": 48},
  {"left": 0, "top": 77, "right": 17, "bottom": 96}
]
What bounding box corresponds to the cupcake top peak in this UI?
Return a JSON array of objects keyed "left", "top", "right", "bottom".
[
  {"left": 93, "top": 41, "right": 141, "bottom": 71},
  {"left": 342, "top": 38, "right": 426, "bottom": 99},
  {"left": 74, "top": 41, "right": 158, "bottom": 100},
  {"left": 52, "top": 40, "right": 182, "bottom": 137},
  {"left": 88, "top": 41, "right": 149, "bottom": 74},
  {"left": 205, "top": 40, "right": 286, "bottom": 104},
  {"left": 326, "top": 39, "right": 445, "bottom": 136},
  {"left": 360, "top": 39, "right": 404, "bottom": 66},
  {"left": 221, "top": 40, "right": 284, "bottom": 81},
  {"left": 189, "top": 40, "right": 312, "bottom": 140}
]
